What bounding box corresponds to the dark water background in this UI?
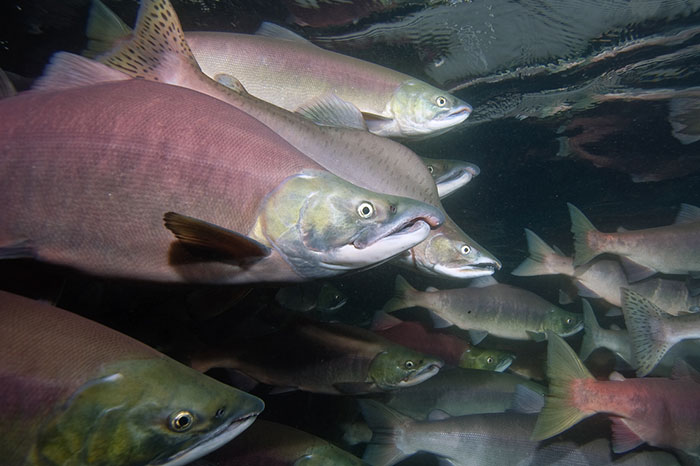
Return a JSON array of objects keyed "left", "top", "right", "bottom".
[{"left": 1, "top": 1, "right": 699, "bottom": 465}]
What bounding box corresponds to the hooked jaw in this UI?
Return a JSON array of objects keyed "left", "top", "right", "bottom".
[
  {"left": 433, "top": 256, "right": 502, "bottom": 279},
  {"left": 398, "top": 359, "right": 444, "bottom": 388}
]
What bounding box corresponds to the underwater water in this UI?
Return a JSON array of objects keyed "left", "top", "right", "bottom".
[{"left": 1, "top": 1, "right": 699, "bottom": 465}]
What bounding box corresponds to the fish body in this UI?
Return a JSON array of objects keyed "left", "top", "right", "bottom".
[
  {"left": 384, "top": 275, "right": 583, "bottom": 341},
  {"left": 371, "top": 311, "right": 514, "bottom": 371},
  {"left": 420, "top": 156, "right": 480, "bottom": 199},
  {"left": 0, "top": 290, "right": 264, "bottom": 466},
  {"left": 83, "top": 0, "right": 500, "bottom": 280},
  {"left": 382, "top": 367, "right": 546, "bottom": 420},
  {"left": 569, "top": 203, "right": 700, "bottom": 280},
  {"left": 533, "top": 333, "right": 700, "bottom": 457},
  {"left": 190, "top": 318, "right": 443, "bottom": 395},
  {"left": 361, "top": 401, "right": 677, "bottom": 466},
  {"left": 196, "top": 419, "right": 367, "bottom": 465},
  {"left": 275, "top": 281, "right": 347, "bottom": 312},
  {"left": 0, "top": 79, "right": 442, "bottom": 283}
]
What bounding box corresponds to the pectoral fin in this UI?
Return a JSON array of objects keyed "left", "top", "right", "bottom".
[
  {"left": 468, "top": 329, "right": 488, "bottom": 345},
  {"left": 0, "top": 240, "right": 35, "bottom": 259},
  {"left": 527, "top": 331, "right": 547, "bottom": 342},
  {"left": 296, "top": 93, "right": 368, "bottom": 131},
  {"left": 610, "top": 418, "right": 645, "bottom": 453},
  {"left": 163, "top": 212, "right": 270, "bottom": 266},
  {"left": 620, "top": 257, "right": 657, "bottom": 283}
]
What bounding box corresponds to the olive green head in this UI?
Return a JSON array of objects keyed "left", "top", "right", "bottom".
[
  {"left": 256, "top": 170, "right": 444, "bottom": 278},
  {"left": 543, "top": 308, "right": 584, "bottom": 338},
  {"left": 30, "top": 357, "right": 263, "bottom": 466},
  {"left": 459, "top": 347, "right": 515, "bottom": 372},
  {"left": 388, "top": 79, "right": 472, "bottom": 138},
  {"left": 367, "top": 348, "right": 443, "bottom": 390}
]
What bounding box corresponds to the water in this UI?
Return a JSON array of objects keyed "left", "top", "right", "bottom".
[{"left": 1, "top": 1, "right": 699, "bottom": 465}]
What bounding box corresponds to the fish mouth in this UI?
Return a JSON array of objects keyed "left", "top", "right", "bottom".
[
  {"left": 558, "top": 321, "right": 584, "bottom": 337},
  {"left": 155, "top": 409, "right": 262, "bottom": 466},
  {"left": 435, "top": 165, "right": 480, "bottom": 185},
  {"left": 434, "top": 261, "right": 501, "bottom": 279},
  {"left": 353, "top": 213, "right": 441, "bottom": 250},
  {"left": 398, "top": 361, "right": 443, "bottom": 387},
  {"left": 495, "top": 357, "right": 515, "bottom": 372},
  {"left": 446, "top": 103, "right": 472, "bottom": 121}
]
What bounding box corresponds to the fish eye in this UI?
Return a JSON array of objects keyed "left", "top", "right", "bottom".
[
  {"left": 566, "top": 318, "right": 573, "bottom": 324},
  {"left": 436, "top": 96, "right": 447, "bottom": 107},
  {"left": 405, "top": 360, "right": 415, "bottom": 369},
  {"left": 427, "top": 165, "right": 434, "bottom": 174},
  {"left": 460, "top": 245, "right": 471, "bottom": 255},
  {"left": 486, "top": 357, "right": 494, "bottom": 364},
  {"left": 169, "top": 411, "right": 194, "bottom": 432},
  {"left": 357, "top": 201, "right": 374, "bottom": 218},
  {"left": 215, "top": 407, "right": 226, "bottom": 418}
]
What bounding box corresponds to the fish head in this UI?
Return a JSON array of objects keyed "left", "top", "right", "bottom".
[
  {"left": 396, "top": 222, "right": 501, "bottom": 279},
  {"left": 257, "top": 170, "right": 445, "bottom": 278},
  {"left": 33, "top": 358, "right": 264, "bottom": 466},
  {"left": 543, "top": 308, "right": 585, "bottom": 338},
  {"left": 459, "top": 347, "right": 515, "bottom": 372},
  {"left": 422, "top": 157, "right": 480, "bottom": 198},
  {"left": 316, "top": 282, "right": 348, "bottom": 312},
  {"left": 367, "top": 348, "right": 443, "bottom": 390},
  {"left": 389, "top": 79, "right": 472, "bottom": 137}
]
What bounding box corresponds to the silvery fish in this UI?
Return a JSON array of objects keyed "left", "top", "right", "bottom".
[
  {"left": 421, "top": 156, "right": 480, "bottom": 199},
  {"left": 569, "top": 203, "right": 700, "bottom": 281},
  {"left": 533, "top": 333, "right": 700, "bottom": 458},
  {"left": 86, "top": 2, "right": 471, "bottom": 139},
  {"left": 0, "top": 290, "right": 264, "bottom": 466},
  {"left": 384, "top": 275, "right": 583, "bottom": 342},
  {"left": 0, "top": 78, "right": 442, "bottom": 284},
  {"left": 81, "top": 0, "right": 500, "bottom": 279}
]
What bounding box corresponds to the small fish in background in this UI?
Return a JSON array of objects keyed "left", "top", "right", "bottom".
[
  {"left": 383, "top": 275, "right": 583, "bottom": 342},
  {"left": 621, "top": 288, "right": 700, "bottom": 377},
  {"left": 189, "top": 317, "right": 443, "bottom": 395},
  {"left": 578, "top": 299, "right": 635, "bottom": 367},
  {"left": 532, "top": 333, "right": 700, "bottom": 458},
  {"left": 275, "top": 281, "right": 348, "bottom": 313},
  {"left": 371, "top": 311, "right": 515, "bottom": 371},
  {"left": 194, "top": 419, "right": 368, "bottom": 466},
  {"left": 513, "top": 228, "right": 700, "bottom": 315},
  {"left": 420, "top": 156, "right": 480, "bottom": 199},
  {"left": 86, "top": 0, "right": 499, "bottom": 281},
  {"left": 568, "top": 203, "right": 700, "bottom": 282},
  {"left": 0, "top": 290, "right": 264, "bottom": 465}
]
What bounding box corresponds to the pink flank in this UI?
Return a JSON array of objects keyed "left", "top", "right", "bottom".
[{"left": 373, "top": 320, "right": 469, "bottom": 365}]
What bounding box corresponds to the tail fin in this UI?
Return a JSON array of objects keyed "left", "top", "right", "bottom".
[
  {"left": 512, "top": 229, "right": 573, "bottom": 276},
  {"left": 84, "top": 0, "right": 133, "bottom": 58},
  {"left": 531, "top": 332, "right": 595, "bottom": 441},
  {"left": 567, "top": 203, "right": 601, "bottom": 267},
  {"left": 621, "top": 289, "right": 674, "bottom": 377},
  {"left": 578, "top": 299, "right": 602, "bottom": 361},
  {"left": 383, "top": 275, "right": 418, "bottom": 314},
  {"left": 359, "top": 400, "right": 413, "bottom": 466}
]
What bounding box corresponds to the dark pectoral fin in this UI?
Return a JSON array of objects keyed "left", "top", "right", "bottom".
[
  {"left": 620, "top": 257, "right": 657, "bottom": 283},
  {"left": 526, "top": 331, "right": 547, "bottom": 342},
  {"left": 164, "top": 212, "right": 270, "bottom": 266}
]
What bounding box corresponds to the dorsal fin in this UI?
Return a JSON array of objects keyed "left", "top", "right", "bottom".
[
  {"left": 255, "top": 22, "right": 317, "bottom": 47},
  {"left": 675, "top": 204, "right": 700, "bottom": 224},
  {"left": 84, "top": 0, "right": 133, "bottom": 58},
  {"left": 32, "top": 52, "right": 130, "bottom": 92}
]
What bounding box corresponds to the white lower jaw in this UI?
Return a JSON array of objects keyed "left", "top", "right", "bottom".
[
  {"left": 397, "top": 364, "right": 442, "bottom": 387},
  {"left": 158, "top": 416, "right": 258, "bottom": 466},
  {"left": 436, "top": 171, "right": 473, "bottom": 199},
  {"left": 321, "top": 221, "right": 431, "bottom": 271},
  {"left": 433, "top": 263, "right": 496, "bottom": 279}
]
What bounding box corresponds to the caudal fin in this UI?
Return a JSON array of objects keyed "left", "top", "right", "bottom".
[
  {"left": 531, "top": 332, "right": 595, "bottom": 441},
  {"left": 567, "top": 203, "right": 601, "bottom": 267},
  {"left": 512, "top": 229, "right": 573, "bottom": 277},
  {"left": 383, "top": 275, "right": 418, "bottom": 314},
  {"left": 359, "top": 400, "right": 413, "bottom": 466},
  {"left": 579, "top": 299, "right": 602, "bottom": 361},
  {"left": 84, "top": 0, "right": 133, "bottom": 58},
  {"left": 621, "top": 288, "right": 674, "bottom": 377}
]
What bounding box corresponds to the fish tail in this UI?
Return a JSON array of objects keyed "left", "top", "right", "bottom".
[
  {"left": 621, "top": 288, "right": 673, "bottom": 377},
  {"left": 567, "top": 203, "right": 601, "bottom": 267},
  {"left": 579, "top": 299, "right": 602, "bottom": 361},
  {"left": 383, "top": 275, "right": 418, "bottom": 314},
  {"left": 84, "top": 0, "right": 133, "bottom": 58},
  {"left": 359, "top": 400, "right": 413, "bottom": 466},
  {"left": 512, "top": 228, "right": 569, "bottom": 276},
  {"left": 531, "top": 332, "right": 595, "bottom": 441}
]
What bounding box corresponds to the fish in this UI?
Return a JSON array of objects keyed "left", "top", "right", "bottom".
[
  {"left": 532, "top": 332, "right": 700, "bottom": 458},
  {"left": 194, "top": 419, "right": 368, "bottom": 465},
  {"left": 82, "top": 0, "right": 501, "bottom": 279},
  {"left": 384, "top": 275, "right": 583, "bottom": 342},
  {"left": 420, "top": 156, "right": 480, "bottom": 199},
  {"left": 578, "top": 299, "right": 634, "bottom": 366},
  {"left": 568, "top": 203, "right": 700, "bottom": 281},
  {"left": 381, "top": 367, "right": 546, "bottom": 420},
  {"left": 0, "top": 289, "right": 265, "bottom": 465},
  {"left": 189, "top": 316, "right": 444, "bottom": 395},
  {"left": 0, "top": 78, "right": 444, "bottom": 284},
  {"left": 621, "top": 288, "right": 700, "bottom": 376},
  {"left": 370, "top": 311, "right": 515, "bottom": 371},
  {"left": 513, "top": 228, "right": 700, "bottom": 315},
  {"left": 361, "top": 400, "right": 678, "bottom": 466},
  {"left": 275, "top": 281, "right": 348, "bottom": 313}
]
